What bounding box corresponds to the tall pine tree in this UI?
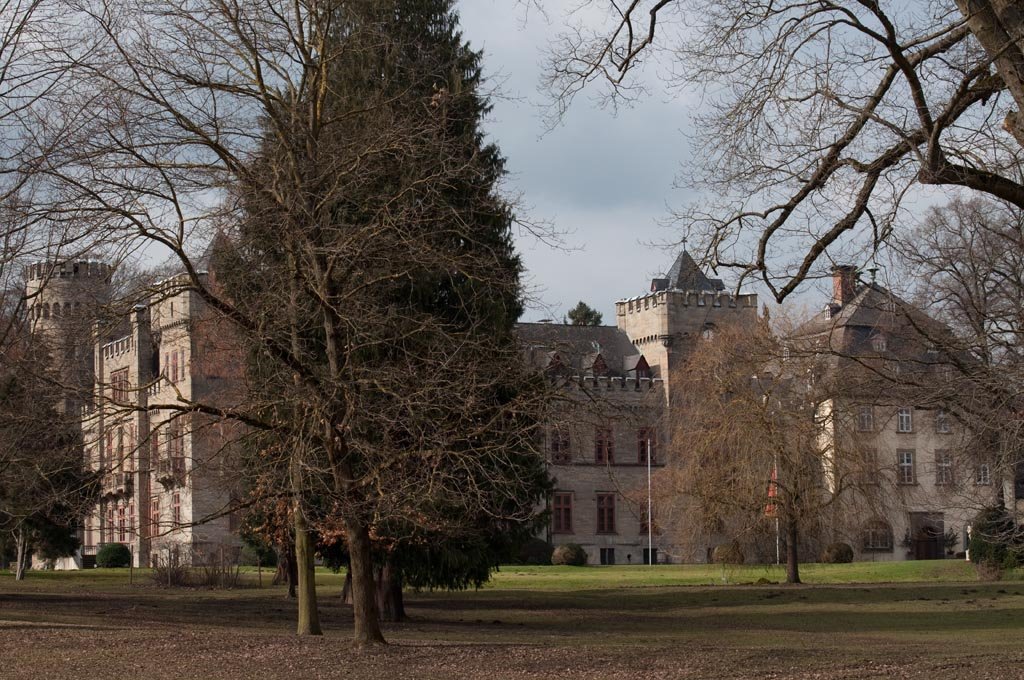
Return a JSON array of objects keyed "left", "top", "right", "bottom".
[{"left": 217, "top": 0, "right": 550, "bottom": 642}]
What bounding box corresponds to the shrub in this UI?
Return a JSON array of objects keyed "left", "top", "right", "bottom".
[
  {"left": 551, "top": 543, "right": 588, "bottom": 566},
  {"left": 151, "top": 561, "right": 190, "bottom": 587},
  {"left": 820, "top": 542, "right": 854, "bottom": 564},
  {"left": 969, "top": 506, "right": 1020, "bottom": 575},
  {"left": 516, "top": 538, "right": 554, "bottom": 566},
  {"left": 95, "top": 543, "right": 131, "bottom": 568},
  {"left": 712, "top": 542, "right": 745, "bottom": 565}
]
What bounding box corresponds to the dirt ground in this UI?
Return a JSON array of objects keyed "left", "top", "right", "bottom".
[{"left": 2, "top": 576, "right": 1024, "bottom": 679}]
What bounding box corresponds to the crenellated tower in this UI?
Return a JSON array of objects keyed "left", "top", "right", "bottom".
[
  {"left": 24, "top": 259, "right": 113, "bottom": 412},
  {"left": 616, "top": 251, "right": 758, "bottom": 396}
]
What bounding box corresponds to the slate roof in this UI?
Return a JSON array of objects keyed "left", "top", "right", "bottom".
[
  {"left": 792, "top": 281, "right": 956, "bottom": 358},
  {"left": 651, "top": 251, "right": 725, "bottom": 293},
  {"left": 516, "top": 323, "right": 645, "bottom": 377}
]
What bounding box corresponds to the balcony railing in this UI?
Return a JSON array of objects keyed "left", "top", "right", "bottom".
[
  {"left": 102, "top": 472, "right": 134, "bottom": 497},
  {"left": 155, "top": 456, "right": 186, "bottom": 486}
]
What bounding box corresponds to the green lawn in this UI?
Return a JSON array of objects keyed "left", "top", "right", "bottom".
[
  {"left": 2, "top": 560, "right": 1023, "bottom": 679},
  {"left": 3, "top": 557, "right": 1002, "bottom": 591}
]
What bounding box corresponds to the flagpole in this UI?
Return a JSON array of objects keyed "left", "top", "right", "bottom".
[{"left": 647, "top": 437, "right": 653, "bottom": 566}]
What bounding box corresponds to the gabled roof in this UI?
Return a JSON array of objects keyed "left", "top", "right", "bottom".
[
  {"left": 653, "top": 251, "right": 726, "bottom": 293},
  {"left": 516, "top": 323, "right": 645, "bottom": 377},
  {"left": 791, "top": 282, "right": 957, "bottom": 359}
]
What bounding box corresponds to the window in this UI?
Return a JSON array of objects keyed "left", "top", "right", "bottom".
[
  {"left": 117, "top": 503, "right": 126, "bottom": 542},
  {"left": 106, "top": 505, "right": 114, "bottom": 543},
  {"left": 150, "top": 498, "right": 160, "bottom": 536},
  {"left": 552, "top": 492, "right": 573, "bottom": 533},
  {"left": 128, "top": 502, "right": 135, "bottom": 538},
  {"left": 897, "top": 450, "right": 916, "bottom": 484},
  {"left": 857, "top": 406, "right": 874, "bottom": 432},
  {"left": 862, "top": 520, "right": 894, "bottom": 551},
  {"left": 596, "top": 493, "right": 616, "bottom": 533},
  {"left": 549, "top": 428, "right": 571, "bottom": 464},
  {"left": 171, "top": 351, "right": 179, "bottom": 382},
  {"left": 857, "top": 448, "right": 879, "bottom": 485},
  {"left": 594, "top": 426, "right": 614, "bottom": 464},
  {"left": 637, "top": 427, "right": 657, "bottom": 465},
  {"left": 599, "top": 548, "right": 616, "bottom": 565},
  {"left": 111, "top": 368, "right": 129, "bottom": 401},
  {"left": 935, "top": 451, "right": 953, "bottom": 486},
  {"left": 935, "top": 409, "right": 951, "bottom": 434},
  {"left": 172, "top": 491, "right": 181, "bottom": 527},
  {"left": 896, "top": 407, "right": 913, "bottom": 433},
  {"left": 871, "top": 333, "right": 887, "bottom": 352},
  {"left": 976, "top": 463, "right": 992, "bottom": 486}
]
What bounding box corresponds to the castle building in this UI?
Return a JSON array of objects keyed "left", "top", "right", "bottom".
[
  {"left": 26, "top": 252, "right": 994, "bottom": 569},
  {"left": 520, "top": 252, "right": 759, "bottom": 564},
  {"left": 794, "top": 266, "right": 998, "bottom": 560},
  {"left": 26, "top": 261, "right": 242, "bottom": 568}
]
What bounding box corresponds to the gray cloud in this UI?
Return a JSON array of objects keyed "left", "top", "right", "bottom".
[{"left": 459, "top": 0, "right": 701, "bottom": 322}]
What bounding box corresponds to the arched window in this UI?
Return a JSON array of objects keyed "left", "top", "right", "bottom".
[
  {"left": 871, "top": 332, "right": 886, "bottom": 352},
  {"left": 862, "top": 520, "right": 893, "bottom": 551}
]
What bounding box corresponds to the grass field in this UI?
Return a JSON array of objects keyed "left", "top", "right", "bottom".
[{"left": 2, "top": 561, "right": 1023, "bottom": 679}]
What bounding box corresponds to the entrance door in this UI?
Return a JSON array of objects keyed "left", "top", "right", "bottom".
[{"left": 910, "top": 512, "right": 944, "bottom": 560}]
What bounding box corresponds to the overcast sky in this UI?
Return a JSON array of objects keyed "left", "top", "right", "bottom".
[{"left": 458, "top": 1, "right": 702, "bottom": 324}]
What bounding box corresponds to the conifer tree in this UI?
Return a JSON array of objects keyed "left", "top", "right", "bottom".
[{"left": 216, "top": 0, "right": 550, "bottom": 640}]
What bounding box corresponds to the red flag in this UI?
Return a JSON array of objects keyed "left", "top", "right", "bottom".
[{"left": 765, "top": 463, "right": 778, "bottom": 517}]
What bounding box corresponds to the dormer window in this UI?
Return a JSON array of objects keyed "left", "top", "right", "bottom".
[{"left": 871, "top": 333, "right": 887, "bottom": 352}]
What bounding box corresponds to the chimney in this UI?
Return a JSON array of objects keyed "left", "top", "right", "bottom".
[{"left": 832, "top": 265, "right": 857, "bottom": 307}]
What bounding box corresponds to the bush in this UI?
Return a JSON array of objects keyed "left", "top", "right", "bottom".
[
  {"left": 151, "top": 561, "right": 190, "bottom": 587},
  {"left": 95, "top": 543, "right": 131, "bottom": 568},
  {"left": 551, "top": 543, "right": 588, "bottom": 566},
  {"left": 820, "top": 542, "right": 854, "bottom": 564},
  {"left": 516, "top": 538, "right": 554, "bottom": 566},
  {"left": 969, "top": 506, "right": 1020, "bottom": 575},
  {"left": 712, "top": 542, "right": 745, "bottom": 565}
]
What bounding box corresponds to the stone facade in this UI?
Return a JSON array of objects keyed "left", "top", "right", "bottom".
[
  {"left": 520, "top": 251, "right": 760, "bottom": 565},
  {"left": 799, "top": 268, "right": 997, "bottom": 561},
  {"left": 27, "top": 262, "right": 242, "bottom": 569}
]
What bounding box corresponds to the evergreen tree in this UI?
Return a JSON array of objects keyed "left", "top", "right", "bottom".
[
  {"left": 217, "top": 0, "right": 550, "bottom": 639},
  {"left": 566, "top": 301, "right": 603, "bottom": 326},
  {"left": 0, "top": 343, "right": 97, "bottom": 579}
]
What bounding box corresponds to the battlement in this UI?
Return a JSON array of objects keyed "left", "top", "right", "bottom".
[
  {"left": 24, "top": 260, "right": 113, "bottom": 283},
  {"left": 615, "top": 288, "right": 758, "bottom": 316},
  {"left": 553, "top": 375, "right": 664, "bottom": 392}
]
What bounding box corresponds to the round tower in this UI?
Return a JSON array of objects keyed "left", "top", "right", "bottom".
[{"left": 24, "top": 259, "right": 113, "bottom": 411}]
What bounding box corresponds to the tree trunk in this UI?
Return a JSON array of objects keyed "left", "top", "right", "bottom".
[
  {"left": 785, "top": 517, "right": 801, "bottom": 585},
  {"left": 341, "top": 569, "right": 353, "bottom": 605},
  {"left": 955, "top": 0, "right": 1024, "bottom": 146},
  {"left": 286, "top": 543, "right": 298, "bottom": 599},
  {"left": 376, "top": 555, "right": 405, "bottom": 623},
  {"left": 346, "top": 519, "right": 386, "bottom": 646},
  {"left": 14, "top": 528, "right": 27, "bottom": 581},
  {"left": 293, "top": 505, "right": 322, "bottom": 636}
]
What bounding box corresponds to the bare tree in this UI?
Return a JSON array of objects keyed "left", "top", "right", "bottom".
[
  {"left": 667, "top": 320, "right": 880, "bottom": 582},
  {"left": 538, "top": 0, "right": 1024, "bottom": 301},
  {"left": 15, "top": 0, "right": 550, "bottom": 645},
  {"left": 895, "top": 197, "right": 1024, "bottom": 510}
]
